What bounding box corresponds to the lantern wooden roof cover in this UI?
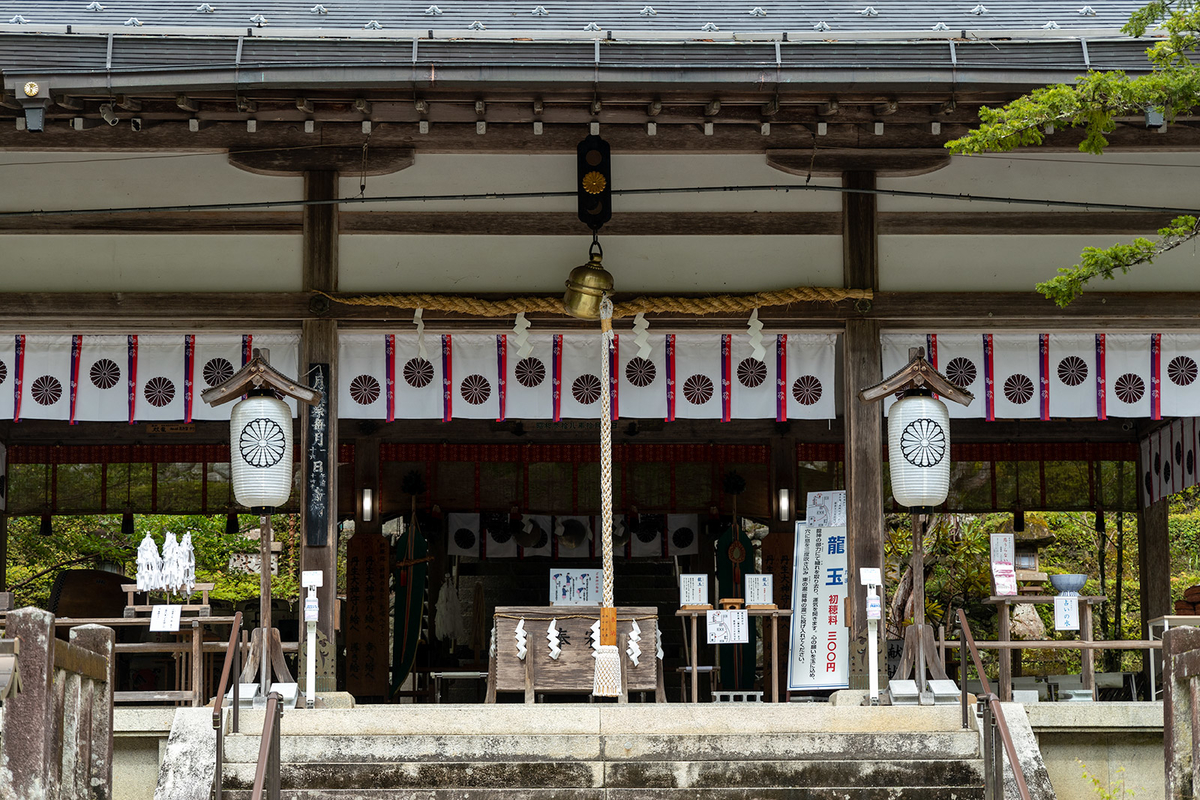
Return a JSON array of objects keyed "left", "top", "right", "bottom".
[
  {"left": 200, "top": 348, "right": 322, "bottom": 408},
  {"left": 859, "top": 347, "right": 973, "bottom": 407}
]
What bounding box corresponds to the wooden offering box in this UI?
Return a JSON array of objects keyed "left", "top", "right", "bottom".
[{"left": 489, "top": 605, "right": 662, "bottom": 701}]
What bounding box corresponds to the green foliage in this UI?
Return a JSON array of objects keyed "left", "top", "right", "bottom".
[
  {"left": 5, "top": 512, "right": 301, "bottom": 609},
  {"left": 945, "top": 0, "right": 1200, "bottom": 305},
  {"left": 1079, "top": 761, "right": 1136, "bottom": 799}
]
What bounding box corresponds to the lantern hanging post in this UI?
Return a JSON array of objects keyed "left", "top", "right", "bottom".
[
  {"left": 202, "top": 348, "right": 321, "bottom": 697},
  {"left": 859, "top": 347, "right": 973, "bottom": 704}
]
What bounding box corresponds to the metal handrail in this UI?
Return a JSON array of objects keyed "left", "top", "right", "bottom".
[
  {"left": 251, "top": 692, "right": 283, "bottom": 800},
  {"left": 957, "top": 609, "right": 1032, "bottom": 800},
  {"left": 212, "top": 611, "right": 243, "bottom": 800}
]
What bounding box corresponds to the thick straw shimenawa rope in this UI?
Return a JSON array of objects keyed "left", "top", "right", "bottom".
[
  {"left": 599, "top": 297, "right": 616, "bottom": 611},
  {"left": 317, "top": 285, "right": 870, "bottom": 319}
]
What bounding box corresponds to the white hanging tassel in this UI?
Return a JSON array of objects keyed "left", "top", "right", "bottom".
[
  {"left": 513, "top": 311, "right": 533, "bottom": 357},
  {"left": 656, "top": 625, "right": 664, "bottom": 661},
  {"left": 747, "top": 308, "right": 766, "bottom": 361},
  {"left": 179, "top": 533, "right": 196, "bottom": 596},
  {"left": 593, "top": 645, "right": 622, "bottom": 697},
  {"left": 514, "top": 618, "right": 528, "bottom": 660},
  {"left": 632, "top": 312, "right": 652, "bottom": 359},
  {"left": 135, "top": 533, "right": 163, "bottom": 592},
  {"left": 414, "top": 308, "right": 428, "bottom": 360},
  {"left": 626, "top": 619, "right": 642, "bottom": 667},
  {"left": 546, "top": 618, "right": 562, "bottom": 660}
]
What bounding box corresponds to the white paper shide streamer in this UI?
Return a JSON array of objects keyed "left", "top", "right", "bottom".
[
  {"left": 626, "top": 620, "right": 642, "bottom": 667},
  {"left": 589, "top": 619, "right": 601, "bottom": 652},
  {"left": 656, "top": 626, "right": 664, "bottom": 661},
  {"left": 514, "top": 618, "right": 528, "bottom": 660},
  {"left": 546, "top": 618, "right": 562, "bottom": 660},
  {"left": 747, "top": 308, "right": 766, "bottom": 361},
  {"left": 513, "top": 312, "right": 533, "bottom": 358}
]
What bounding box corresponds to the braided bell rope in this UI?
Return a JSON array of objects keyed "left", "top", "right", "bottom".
[
  {"left": 316, "top": 285, "right": 870, "bottom": 319},
  {"left": 599, "top": 296, "right": 616, "bottom": 610}
]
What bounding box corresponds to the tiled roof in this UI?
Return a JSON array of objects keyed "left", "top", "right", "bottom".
[{"left": 0, "top": 0, "right": 1141, "bottom": 34}]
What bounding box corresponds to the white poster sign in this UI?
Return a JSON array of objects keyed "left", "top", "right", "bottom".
[
  {"left": 745, "top": 574, "right": 773, "bottom": 606},
  {"left": 990, "top": 533, "right": 1017, "bottom": 596},
  {"left": 788, "top": 523, "right": 849, "bottom": 691},
  {"left": 706, "top": 609, "right": 750, "bottom": 644},
  {"left": 1054, "top": 596, "right": 1080, "bottom": 631},
  {"left": 804, "top": 491, "right": 846, "bottom": 527},
  {"left": 549, "top": 569, "right": 602, "bottom": 606},
  {"left": 149, "top": 604, "right": 182, "bottom": 632},
  {"left": 679, "top": 574, "right": 710, "bottom": 607}
]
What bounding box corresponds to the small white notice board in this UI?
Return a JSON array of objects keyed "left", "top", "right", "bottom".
[
  {"left": 745, "top": 574, "right": 773, "bottom": 606},
  {"left": 680, "top": 574, "right": 709, "bottom": 606},
  {"left": 550, "top": 569, "right": 603, "bottom": 606},
  {"left": 149, "top": 604, "right": 182, "bottom": 632},
  {"left": 706, "top": 609, "right": 750, "bottom": 644}
]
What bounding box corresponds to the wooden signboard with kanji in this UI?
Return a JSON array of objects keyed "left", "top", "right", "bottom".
[
  {"left": 344, "top": 532, "right": 391, "bottom": 699},
  {"left": 489, "top": 605, "right": 663, "bottom": 701}
]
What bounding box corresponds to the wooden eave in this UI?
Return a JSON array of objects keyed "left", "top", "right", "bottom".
[
  {"left": 200, "top": 351, "right": 321, "bottom": 407},
  {"left": 860, "top": 350, "right": 974, "bottom": 406}
]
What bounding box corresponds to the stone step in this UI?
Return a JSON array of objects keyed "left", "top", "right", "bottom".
[
  {"left": 221, "top": 759, "right": 983, "bottom": 792},
  {"left": 219, "top": 731, "right": 979, "bottom": 765},
  {"left": 220, "top": 787, "right": 985, "bottom": 800}
]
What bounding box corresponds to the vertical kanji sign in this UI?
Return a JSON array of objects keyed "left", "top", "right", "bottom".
[{"left": 787, "top": 523, "right": 849, "bottom": 691}]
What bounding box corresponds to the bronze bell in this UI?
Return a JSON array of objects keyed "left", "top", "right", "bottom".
[{"left": 563, "top": 248, "right": 614, "bottom": 320}]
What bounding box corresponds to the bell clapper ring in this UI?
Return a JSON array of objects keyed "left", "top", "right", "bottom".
[{"left": 590, "top": 230, "right": 603, "bottom": 259}]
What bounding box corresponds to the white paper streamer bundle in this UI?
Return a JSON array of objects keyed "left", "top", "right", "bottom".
[
  {"left": 656, "top": 626, "right": 664, "bottom": 661},
  {"left": 135, "top": 533, "right": 162, "bottom": 592},
  {"left": 133, "top": 531, "right": 197, "bottom": 595}
]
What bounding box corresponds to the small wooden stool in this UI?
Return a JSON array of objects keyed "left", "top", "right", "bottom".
[{"left": 677, "top": 665, "right": 716, "bottom": 702}]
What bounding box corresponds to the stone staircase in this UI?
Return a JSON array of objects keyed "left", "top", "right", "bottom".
[{"left": 210, "top": 704, "right": 985, "bottom": 799}]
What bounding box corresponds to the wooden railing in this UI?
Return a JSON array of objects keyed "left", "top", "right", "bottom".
[
  {"left": 251, "top": 692, "right": 283, "bottom": 800},
  {"left": 957, "top": 609, "right": 1032, "bottom": 800},
  {"left": 212, "top": 611, "right": 244, "bottom": 800},
  {"left": 0, "top": 607, "right": 115, "bottom": 800}
]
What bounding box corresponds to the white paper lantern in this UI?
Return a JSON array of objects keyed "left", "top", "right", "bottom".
[
  {"left": 887, "top": 393, "right": 950, "bottom": 508},
  {"left": 230, "top": 394, "right": 293, "bottom": 509}
]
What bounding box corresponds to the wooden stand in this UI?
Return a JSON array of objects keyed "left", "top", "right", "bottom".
[
  {"left": 984, "top": 594, "right": 1106, "bottom": 701},
  {"left": 122, "top": 582, "right": 214, "bottom": 617},
  {"left": 890, "top": 513, "right": 949, "bottom": 700},
  {"left": 676, "top": 607, "right": 793, "bottom": 702}
]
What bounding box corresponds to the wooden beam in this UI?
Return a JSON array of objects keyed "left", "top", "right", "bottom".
[
  {"left": 771, "top": 148, "right": 950, "bottom": 177},
  {"left": 0, "top": 210, "right": 1178, "bottom": 237},
  {"left": 229, "top": 147, "right": 413, "bottom": 177},
  {"left": 1, "top": 119, "right": 1198, "bottom": 154}
]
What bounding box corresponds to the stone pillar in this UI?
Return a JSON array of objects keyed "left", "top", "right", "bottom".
[
  {"left": 71, "top": 623, "right": 115, "bottom": 798},
  {"left": 3, "top": 607, "right": 57, "bottom": 800},
  {"left": 300, "top": 170, "right": 340, "bottom": 692}
]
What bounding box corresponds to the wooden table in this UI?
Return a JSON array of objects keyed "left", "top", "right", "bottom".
[
  {"left": 984, "top": 595, "right": 1105, "bottom": 702},
  {"left": 675, "top": 608, "right": 793, "bottom": 703}
]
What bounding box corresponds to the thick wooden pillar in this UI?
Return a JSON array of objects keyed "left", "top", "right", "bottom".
[
  {"left": 345, "top": 437, "right": 391, "bottom": 700},
  {"left": 1139, "top": 498, "right": 1171, "bottom": 637},
  {"left": 842, "top": 170, "right": 883, "bottom": 690},
  {"left": 300, "top": 170, "right": 339, "bottom": 692}
]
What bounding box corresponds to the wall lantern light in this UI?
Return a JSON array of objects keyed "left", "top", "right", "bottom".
[
  {"left": 361, "top": 488, "right": 375, "bottom": 523},
  {"left": 777, "top": 488, "right": 791, "bottom": 522}
]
